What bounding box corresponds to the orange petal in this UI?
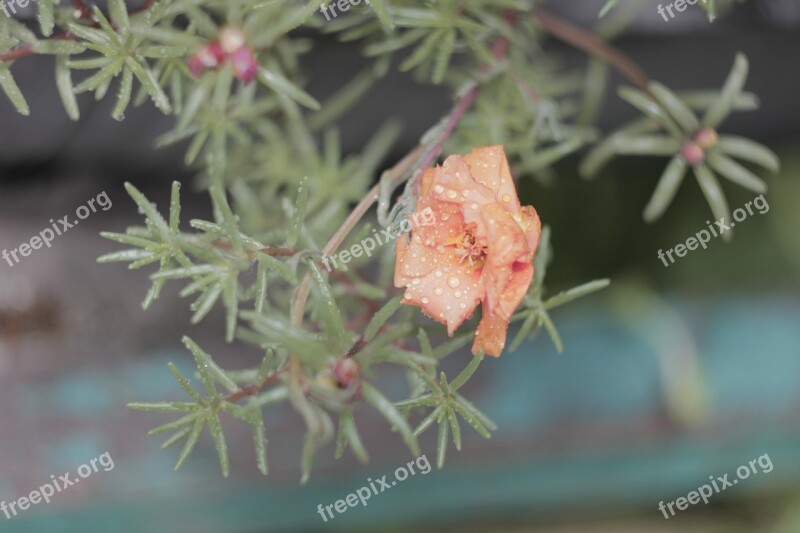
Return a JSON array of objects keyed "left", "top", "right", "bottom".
[
  {"left": 473, "top": 307, "right": 509, "bottom": 357},
  {"left": 463, "top": 145, "right": 522, "bottom": 216},
  {"left": 473, "top": 262, "right": 532, "bottom": 357},
  {"left": 412, "top": 198, "right": 464, "bottom": 249},
  {"left": 419, "top": 167, "right": 437, "bottom": 197},
  {"left": 519, "top": 205, "right": 542, "bottom": 253},
  {"left": 428, "top": 156, "right": 495, "bottom": 207},
  {"left": 396, "top": 236, "right": 483, "bottom": 334}
]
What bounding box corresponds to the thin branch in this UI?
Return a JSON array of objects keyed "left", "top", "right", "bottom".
[
  {"left": 532, "top": 9, "right": 651, "bottom": 94},
  {"left": 224, "top": 370, "right": 283, "bottom": 403}
]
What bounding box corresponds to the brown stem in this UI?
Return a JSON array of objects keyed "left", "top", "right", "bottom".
[
  {"left": 224, "top": 370, "right": 283, "bottom": 403},
  {"left": 532, "top": 9, "right": 651, "bottom": 94}
]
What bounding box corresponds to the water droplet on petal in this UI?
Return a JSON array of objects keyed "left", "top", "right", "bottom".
[
  {"left": 502, "top": 194, "right": 511, "bottom": 203},
  {"left": 446, "top": 190, "right": 457, "bottom": 199},
  {"left": 433, "top": 185, "right": 444, "bottom": 194},
  {"left": 448, "top": 276, "right": 460, "bottom": 288},
  {"left": 421, "top": 297, "right": 430, "bottom": 304},
  {"left": 433, "top": 287, "right": 443, "bottom": 296}
]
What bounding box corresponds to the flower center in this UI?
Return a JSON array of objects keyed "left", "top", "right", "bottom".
[{"left": 451, "top": 227, "right": 486, "bottom": 267}]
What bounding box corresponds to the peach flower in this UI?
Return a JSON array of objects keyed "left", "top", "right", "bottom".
[{"left": 394, "top": 146, "right": 541, "bottom": 357}]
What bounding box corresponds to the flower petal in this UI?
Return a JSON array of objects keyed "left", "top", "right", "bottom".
[
  {"left": 396, "top": 237, "right": 482, "bottom": 334},
  {"left": 463, "top": 145, "right": 522, "bottom": 215}
]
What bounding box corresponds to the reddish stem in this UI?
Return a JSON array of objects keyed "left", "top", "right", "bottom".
[
  {"left": 224, "top": 370, "right": 283, "bottom": 403},
  {"left": 532, "top": 9, "right": 651, "bottom": 94}
]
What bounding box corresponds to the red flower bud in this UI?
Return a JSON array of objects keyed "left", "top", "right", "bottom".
[
  {"left": 231, "top": 47, "right": 259, "bottom": 84},
  {"left": 333, "top": 358, "right": 359, "bottom": 389}
]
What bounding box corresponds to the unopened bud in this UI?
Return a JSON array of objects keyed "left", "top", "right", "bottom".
[
  {"left": 694, "top": 128, "right": 718, "bottom": 150},
  {"left": 231, "top": 47, "right": 259, "bottom": 84},
  {"left": 188, "top": 42, "right": 225, "bottom": 77},
  {"left": 219, "top": 27, "right": 247, "bottom": 55},
  {"left": 682, "top": 142, "right": 705, "bottom": 165},
  {"left": 334, "top": 358, "right": 359, "bottom": 389}
]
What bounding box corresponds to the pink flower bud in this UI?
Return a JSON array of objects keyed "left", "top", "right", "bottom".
[
  {"left": 333, "top": 358, "right": 359, "bottom": 389},
  {"left": 694, "top": 128, "right": 718, "bottom": 150},
  {"left": 682, "top": 142, "right": 705, "bottom": 165},
  {"left": 231, "top": 47, "right": 259, "bottom": 84},
  {"left": 187, "top": 42, "right": 225, "bottom": 77}
]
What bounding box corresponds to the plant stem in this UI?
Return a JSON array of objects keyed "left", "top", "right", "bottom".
[
  {"left": 287, "top": 143, "right": 427, "bottom": 383},
  {"left": 532, "top": 9, "right": 651, "bottom": 94}
]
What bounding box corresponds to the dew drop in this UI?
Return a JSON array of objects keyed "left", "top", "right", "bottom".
[
  {"left": 441, "top": 213, "right": 450, "bottom": 221},
  {"left": 412, "top": 278, "right": 421, "bottom": 285},
  {"left": 502, "top": 194, "right": 511, "bottom": 203},
  {"left": 433, "top": 185, "right": 444, "bottom": 194},
  {"left": 421, "top": 297, "right": 430, "bottom": 304},
  {"left": 446, "top": 190, "right": 458, "bottom": 199},
  {"left": 434, "top": 287, "right": 443, "bottom": 296},
  {"left": 448, "top": 276, "right": 460, "bottom": 288}
]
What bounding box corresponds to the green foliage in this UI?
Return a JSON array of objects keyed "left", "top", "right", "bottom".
[
  {"left": 1, "top": 0, "right": 771, "bottom": 480},
  {"left": 397, "top": 354, "right": 494, "bottom": 468},
  {"left": 581, "top": 54, "right": 778, "bottom": 231},
  {"left": 128, "top": 336, "right": 271, "bottom": 477}
]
